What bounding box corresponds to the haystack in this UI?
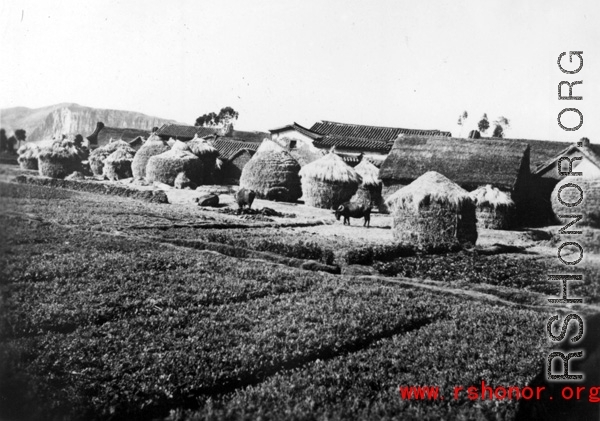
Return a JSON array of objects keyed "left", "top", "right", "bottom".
[
  {"left": 89, "top": 140, "right": 133, "bottom": 176},
  {"left": 103, "top": 147, "right": 136, "bottom": 181},
  {"left": 131, "top": 134, "right": 170, "bottom": 180},
  {"left": 298, "top": 150, "right": 362, "bottom": 209},
  {"left": 240, "top": 139, "right": 302, "bottom": 202},
  {"left": 469, "top": 185, "right": 515, "bottom": 229},
  {"left": 385, "top": 171, "right": 478, "bottom": 251},
  {"left": 145, "top": 149, "right": 203, "bottom": 186},
  {"left": 17, "top": 143, "right": 40, "bottom": 170},
  {"left": 37, "top": 138, "right": 85, "bottom": 179},
  {"left": 350, "top": 159, "right": 382, "bottom": 210},
  {"left": 551, "top": 174, "right": 600, "bottom": 228},
  {"left": 181, "top": 135, "right": 220, "bottom": 184}
]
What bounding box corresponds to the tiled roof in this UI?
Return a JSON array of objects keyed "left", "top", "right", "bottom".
[
  {"left": 229, "top": 130, "right": 270, "bottom": 143},
  {"left": 269, "top": 122, "right": 323, "bottom": 140},
  {"left": 314, "top": 135, "right": 393, "bottom": 152},
  {"left": 96, "top": 127, "right": 150, "bottom": 147},
  {"left": 211, "top": 138, "right": 260, "bottom": 160},
  {"left": 310, "top": 120, "right": 450, "bottom": 141},
  {"left": 534, "top": 142, "right": 600, "bottom": 175},
  {"left": 155, "top": 124, "right": 219, "bottom": 140}
]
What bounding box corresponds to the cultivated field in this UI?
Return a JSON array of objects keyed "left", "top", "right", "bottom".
[{"left": 1, "top": 167, "right": 600, "bottom": 421}]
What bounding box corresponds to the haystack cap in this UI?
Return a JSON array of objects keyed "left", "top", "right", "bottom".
[
  {"left": 469, "top": 184, "right": 514, "bottom": 208},
  {"left": 385, "top": 171, "right": 471, "bottom": 211},
  {"left": 299, "top": 150, "right": 362, "bottom": 184}
]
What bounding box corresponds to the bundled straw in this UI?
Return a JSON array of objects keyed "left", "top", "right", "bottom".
[
  {"left": 240, "top": 139, "right": 302, "bottom": 202},
  {"left": 350, "top": 159, "right": 382, "bottom": 209},
  {"left": 298, "top": 150, "right": 362, "bottom": 209},
  {"left": 385, "top": 171, "right": 477, "bottom": 251},
  {"left": 469, "top": 184, "right": 515, "bottom": 229},
  {"left": 551, "top": 177, "right": 600, "bottom": 229},
  {"left": 131, "top": 134, "right": 170, "bottom": 180},
  {"left": 103, "top": 147, "right": 136, "bottom": 181},
  {"left": 175, "top": 135, "right": 220, "bottom": 184},
  {"left": 146, "top": 149, "right": 203, "bottom": 186},
  {"left": 37, "top": 137, "right": 86, "bottom": 179},
  {"left": 89, "top": 140, "right": 133, "bottom": 176},
  {"left": 17, "top": 143, "right": 41, "bottom": 170}
]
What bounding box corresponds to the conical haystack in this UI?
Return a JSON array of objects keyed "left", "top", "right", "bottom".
[
  {"left": 17, "top": 143, "right": 40, "bottom": 170},
  {"left": 551, "top": 171, "right": 600, "bottom": 228},
  {"left": 385, "top": 171, "right": 477, "bottom": 251},
  {"left": 89, "top": 140, "right": 133, "bottom": 176},
  {"left": 240, "top": 139, "right": 302, "bottom": 202},
  {"left": 350, "top": 159, "right": 382, "bottom": 210},
  {"left": 470, "top": 185, "right": 515, "bottom": 230},
  {"left": 146, "top": 149, "right": 203, "bottom": 186},
  {"left": 131, "top": 134, "right": 170, "bottom": 180},
  {"left": 181, "top": 135, "right": 220, "bottom": 184},
  {"left": 299, "top": 150, "right": 362, "bottom": 209},
  {"left": 103, "top": 147, "right": 136, "bottom": 181}
]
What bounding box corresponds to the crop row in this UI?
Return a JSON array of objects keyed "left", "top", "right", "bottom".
[{"left": 166, "top": 305, "right": 549, "bottom": 421}]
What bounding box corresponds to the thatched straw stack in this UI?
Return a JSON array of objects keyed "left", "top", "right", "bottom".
[
  {"left": 298, "top": 150, "right": 362, "bottom": 209},
  {"left": 131, "top": 134, "right": 170, "bottom": 180},
  {"left": 385, "top": 171, "right": 478, "bottom": 251},
  {"left": 469, "top": 185, "right": 515, "bottom": 230},
  {"left": 239, "top": 139, "right": 302, "bottom": 202},
  {"left": 103, "top": 147, "right": 136, "bottom": 181},
  {"left": 37, "top": 138, "right": 85, "bottom": 179},
  {"left": 186, "top": 135, "right": 220, "bottom": 184},
  {"left": 89, "top": 140, "right": 133, "bottom": 176},
  {"left": 551, "top": 169, "right": 600, "bottom": 228},
  {"left": 350, "top": 159, "right": 382, "bottom": 210},
  {"left": 145, "top": 149, "right": 203, "bottom": 186},
  {"left": 17, "top": 143, "right": 40, "bottom": 170}
]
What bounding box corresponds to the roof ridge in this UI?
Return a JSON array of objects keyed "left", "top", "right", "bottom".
[{"left": 319, "top": 119, "right": 441, "bottom": 132}]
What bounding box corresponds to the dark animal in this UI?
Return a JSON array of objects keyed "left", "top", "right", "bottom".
[
  {"left": 235, "top": 188, "right": 256, "bottom": 210},
  {"left": 334, "top": 202, "right": 371, "bottom": 227}
]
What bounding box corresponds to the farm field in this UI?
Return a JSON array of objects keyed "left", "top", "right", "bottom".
[{"left": 1, "top": 176, "right": 600, "bottom": 421}]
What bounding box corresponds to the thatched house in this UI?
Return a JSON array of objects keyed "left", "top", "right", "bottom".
[
  {"left": 103, "top": 147, "right": 136, "bottom": 181},
  {"left": 469, "top": 185, "right": 515, "bottom": 230},
  {"left": 298, "top": 150, "right": 362, "bottom": 209},
  {"left": 385, "top": 171, "right": 477, "bottom": 251},
  {"left": 131, "top": 134, "right": 170, "bottom": 180},
  {"left": 350, "top": 159, "right": 383, "bottom": 210},
  {"left": 380, "top": 136, "right": 532, "bottom": 224},
  {"left": 86, "top": 121, "right": 150, "bottom": 149},
  {"left": 17, "top": 143, "right": 40, "bottom": 170},
  {"left": 239, "top": 139, "right": 302, "bottom": 202}
]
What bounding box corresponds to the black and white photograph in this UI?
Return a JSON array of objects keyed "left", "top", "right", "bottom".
[{"left": 1, "top": 1, "right": 600, "bottom": 420}]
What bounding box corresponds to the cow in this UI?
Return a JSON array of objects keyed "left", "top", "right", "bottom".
[
  {"left": 334, "top": 202, "right": 371, "bottom": 227},
  {"left": 235, "top": 188, "right": 256, "bottom": 211}
]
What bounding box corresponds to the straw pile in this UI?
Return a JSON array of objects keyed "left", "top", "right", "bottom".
[
  {"left": 131, "top": 134, "right": 170, "bottom": 180},
  {"left": 240, "top": 139, "right": 302, "bottom": 202},
  {"left": 551, "top": 174, "right": 600, "bottom": 228},
  {"left": 298, "top": 150, "right": 362, "bottom": 209},
  {"left": 17, "top": 143, "right": 40, "bottom": 170},
  {"left": 103, "top": 147, "right": 136, "bottom": 181},
  {"left": 37, "top": 138, "right": 85, "bottom": 179},
  {"left": 89, "top": 140, "right": 133, "bottom": 176},
  {"left": 350, "top": 159, "right": 382, "bottom": 209},
  {"left": 145, "top": 149, "right": 202, "bottom": 186},
  {"left": 385, "top": 171, "right": 478, "bottom": 251},
  {"left": 469, "top": 185, "right": 515, "bottom": 229},
  {"left": 174, "top": 172, "right": 197, "bottom": 189}
]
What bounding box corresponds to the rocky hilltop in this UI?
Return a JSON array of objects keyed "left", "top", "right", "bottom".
[{"left": 1, "top": 103, "right": 179, "bottom": 143}]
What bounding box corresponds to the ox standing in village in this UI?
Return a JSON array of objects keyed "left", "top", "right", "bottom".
[{"left": 334, "top": 202, "right": 371, "bottom": 227}]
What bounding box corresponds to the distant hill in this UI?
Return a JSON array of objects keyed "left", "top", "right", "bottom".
[{"left": 0, "top": 103, "right": 180, "bottom": 143}]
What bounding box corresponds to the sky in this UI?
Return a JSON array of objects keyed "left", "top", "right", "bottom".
[{"left": 1, "top": 0, "right": 599, "bottom": 142}]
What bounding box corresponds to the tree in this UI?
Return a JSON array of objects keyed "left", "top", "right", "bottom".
[
  {"left": 195, "top": 107, "right": 239, "bottom": 128},
  {"left": 492, "top": 116, "right": 510, "bottom": 138},
  {"left": 477, "top": 113, "right": 490, "bottom": 134},
  {"left": 456, "top": 110, "right": 468, "bottom": 137}
]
